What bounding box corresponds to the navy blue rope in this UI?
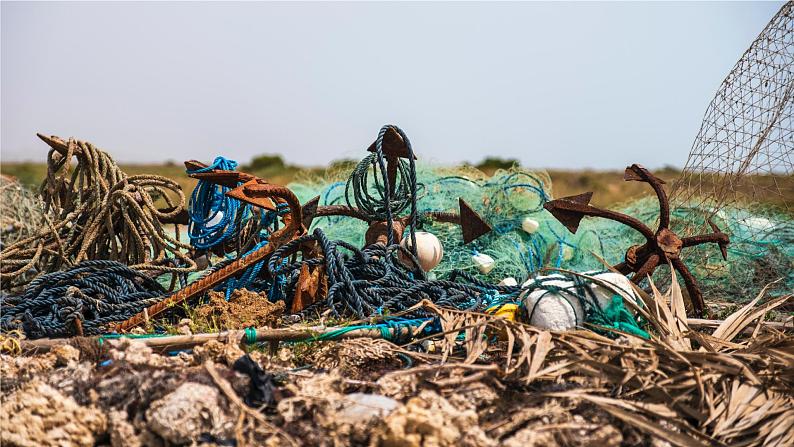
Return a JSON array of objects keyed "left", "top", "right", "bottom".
[
  {"left": 267, "top": 228, "right": 522, "bottom": 319},
  {"left": 0, "top": 260, "right": 166, "bottom": 338}
]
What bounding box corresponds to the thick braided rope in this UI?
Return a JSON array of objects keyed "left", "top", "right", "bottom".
[
  {"left": 0, "top": 260, "right": 167, "bottom": 338},
  {"left": 0, "top": 138, "right": 196, "bottom": 291}
]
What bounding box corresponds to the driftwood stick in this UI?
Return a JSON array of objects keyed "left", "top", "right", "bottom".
[
  {"left": 18, "top": 317, "right": 791, "bottom": 355},
  {"left": 20, "top": 324, "right": 416, "bottom": 354}
]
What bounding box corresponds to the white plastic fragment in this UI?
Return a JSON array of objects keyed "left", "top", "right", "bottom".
[
  {"left": 471, "top": 253, "right": 495, "bottom": 274},
  {"left": 521, "top": 217, "right": 540, "bottom": 234},
  {"left": 520, "top": 272, "right": 638, "bottom": 331},
  {"left": 206, "top": 211, "right": 224, "bottom": 227},
  {"left": 337, "top": 393, "right": 399, "bottom": 424},
  {"left": 498, "top": 277, "right": 518, "bottom": 287},
  {"left": 400, "top": 232, "right": 444, "bottom": 272}
]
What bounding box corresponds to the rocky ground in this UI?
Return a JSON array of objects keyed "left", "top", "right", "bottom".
[
  {"left": 2, "top": 286, "right": 792, "bottom": 447},
  {"left": 1, "top": 336, "right": 655, "bottom": 447}
]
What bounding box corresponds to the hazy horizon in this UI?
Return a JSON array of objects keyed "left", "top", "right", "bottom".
[{"left": 1, "top": 2, "right": 784, "bottom": 170}]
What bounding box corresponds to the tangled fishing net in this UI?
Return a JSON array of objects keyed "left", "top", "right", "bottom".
[
  {"left": 0, "top": 136, "right": 196, "bottom": 292},
  {"left": 288, "top": 159, "right": 794, "bottom": 304},
  {"left": 0, "top": 176, "right": 48, "bottom": 249}
]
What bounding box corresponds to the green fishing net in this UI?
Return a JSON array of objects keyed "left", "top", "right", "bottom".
[{"left": 289, "top": 164, "right": 794, "bottom": 302}]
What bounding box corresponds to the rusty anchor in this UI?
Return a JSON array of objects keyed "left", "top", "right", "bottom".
[
  {"left": 111, "top": 162, "right": 308, "bottom": 331},
  {"left": 302, "top": 127, "right": 492, "bottom": 247},
  {"left": 543, "top": 164, "right": 729, "bottom": 316}
]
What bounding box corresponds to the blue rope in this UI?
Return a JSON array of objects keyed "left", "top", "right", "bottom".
[
  {"left": 0, "top": 260, "right": 166, "bottom": 338},
  {"left": 186, "top": 156, "right": 251, "bottom": 250}
]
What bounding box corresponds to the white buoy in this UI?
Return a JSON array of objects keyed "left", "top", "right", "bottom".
[
  {"left": 499, "top": 277, "right": 518, "bottom": 287},
  {"left": 400, "top": 232, "right": 443, "bottom": 272},
  {"left": 520, "top": 272, "right": 637, "bottom": 331},
  {"left": 521, "top": 217, "right": 540, "bottom": 234},
  {"left": 471, "top": 252, "right": 495, "bottom": 274}
]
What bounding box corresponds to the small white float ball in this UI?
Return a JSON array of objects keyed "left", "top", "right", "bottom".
[
  {"left": 499, "top": 277, "right": 518, "bottom": 287},
  {"left": 471, "top": 253, "right": 496, "bottom": 274},
  {"left": 562, "top": 245, "right": 574, "bottom": 262},
  {"left": 400, "top": 232, "right": 444, "bottom": 272},
  {"left": 521, "top": 217, "right": 540, "bottom": 234}
]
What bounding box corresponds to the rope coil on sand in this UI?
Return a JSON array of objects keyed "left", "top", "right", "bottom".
[
  {"left": 0, "top": 136, "right": 196, "bottom": 291},
  {"left": 0, "top": 260, "right": 167, "bottom": 338}
]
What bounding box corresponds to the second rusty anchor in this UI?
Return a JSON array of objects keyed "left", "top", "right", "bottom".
[{"left": 543, "top": 164, "right": 729, "bottom": 316}]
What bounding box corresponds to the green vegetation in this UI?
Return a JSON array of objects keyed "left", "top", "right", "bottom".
[
  {"left": 474, "top": 156, "right": 520, "bottom": 171},
  {"left": 2, "top": 156, "right": 790, "bottom": 210}
]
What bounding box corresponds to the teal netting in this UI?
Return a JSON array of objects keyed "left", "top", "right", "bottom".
[{"left": 289, "top": 164, "right": 794, "bottom": 302}]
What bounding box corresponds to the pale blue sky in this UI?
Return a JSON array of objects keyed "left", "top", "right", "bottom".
[{"left": 1, "top": 1, "right": 784, "bottom": 168}]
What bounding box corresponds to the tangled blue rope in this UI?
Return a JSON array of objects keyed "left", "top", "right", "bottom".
[
  {"left": 268, "top": 228, "right": 517, "bottom": 318},
  {"left": 0, "top": 260, "right": 166, "bottom": 338},
  {"left": 187, "top": 156, "right": 251, "bottom": 250},
  {"left": 267, "top": 228, "right": 646, "bottom": 339}
]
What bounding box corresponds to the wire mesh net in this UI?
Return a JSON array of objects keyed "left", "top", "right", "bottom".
[
  {"left": 668, "top": 2, "right": 793, "bottom": 297},
  {"left": 671, "top": 3, "right": 792, "bottom": 213}
]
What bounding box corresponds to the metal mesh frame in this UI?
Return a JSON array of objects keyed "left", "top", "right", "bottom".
[{"left": 671, "top": 2, "right": 793, "bottom": 219}]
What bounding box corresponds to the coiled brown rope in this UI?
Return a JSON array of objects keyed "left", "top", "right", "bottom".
[{"left": 0, "top": 135, "right": 196, "bottom": 291}]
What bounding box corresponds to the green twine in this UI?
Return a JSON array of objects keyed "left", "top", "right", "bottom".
[
  {"left": 313, "top": 325, "right": 363, "bottom": 341},
  {"left": 589, "top": 294, "right": 649, "bottom": 339},
  {"left": 244, "top": 327, "right": 258, "bottom": 345},
  {"left": 311, "top": 318, "right": 432, "bottom": 343}
]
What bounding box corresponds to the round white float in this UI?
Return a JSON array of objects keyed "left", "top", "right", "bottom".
[
  {"left": 520, "top": 272, "right": 637, "bottom": 331},
  {"left": 400, "top": 231, "right": 444, "bottom": 272},
  {"left": 471, "top": 252, "right": 495, "bottom": 274},
  {"left": 521, "top": 217, "right": 540, "bottom": 234}
]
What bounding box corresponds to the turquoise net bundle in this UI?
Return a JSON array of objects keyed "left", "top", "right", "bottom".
[
  {"left": 290, "top": 165, "right": 574, "bottom": 283},
  {"left": 289, "top": 164, "right": 794, "bottom": 302}
]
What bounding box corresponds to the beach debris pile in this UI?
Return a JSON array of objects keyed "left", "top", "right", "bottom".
[
  {"left": 0, "top": 123, "right": 791, "bottom": 446},
  {"left": 2, "top": 281, "right": 791, "bottom": 446},
  {"left": 2, "top": 3, "right": 793, "bottom": 444}
]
